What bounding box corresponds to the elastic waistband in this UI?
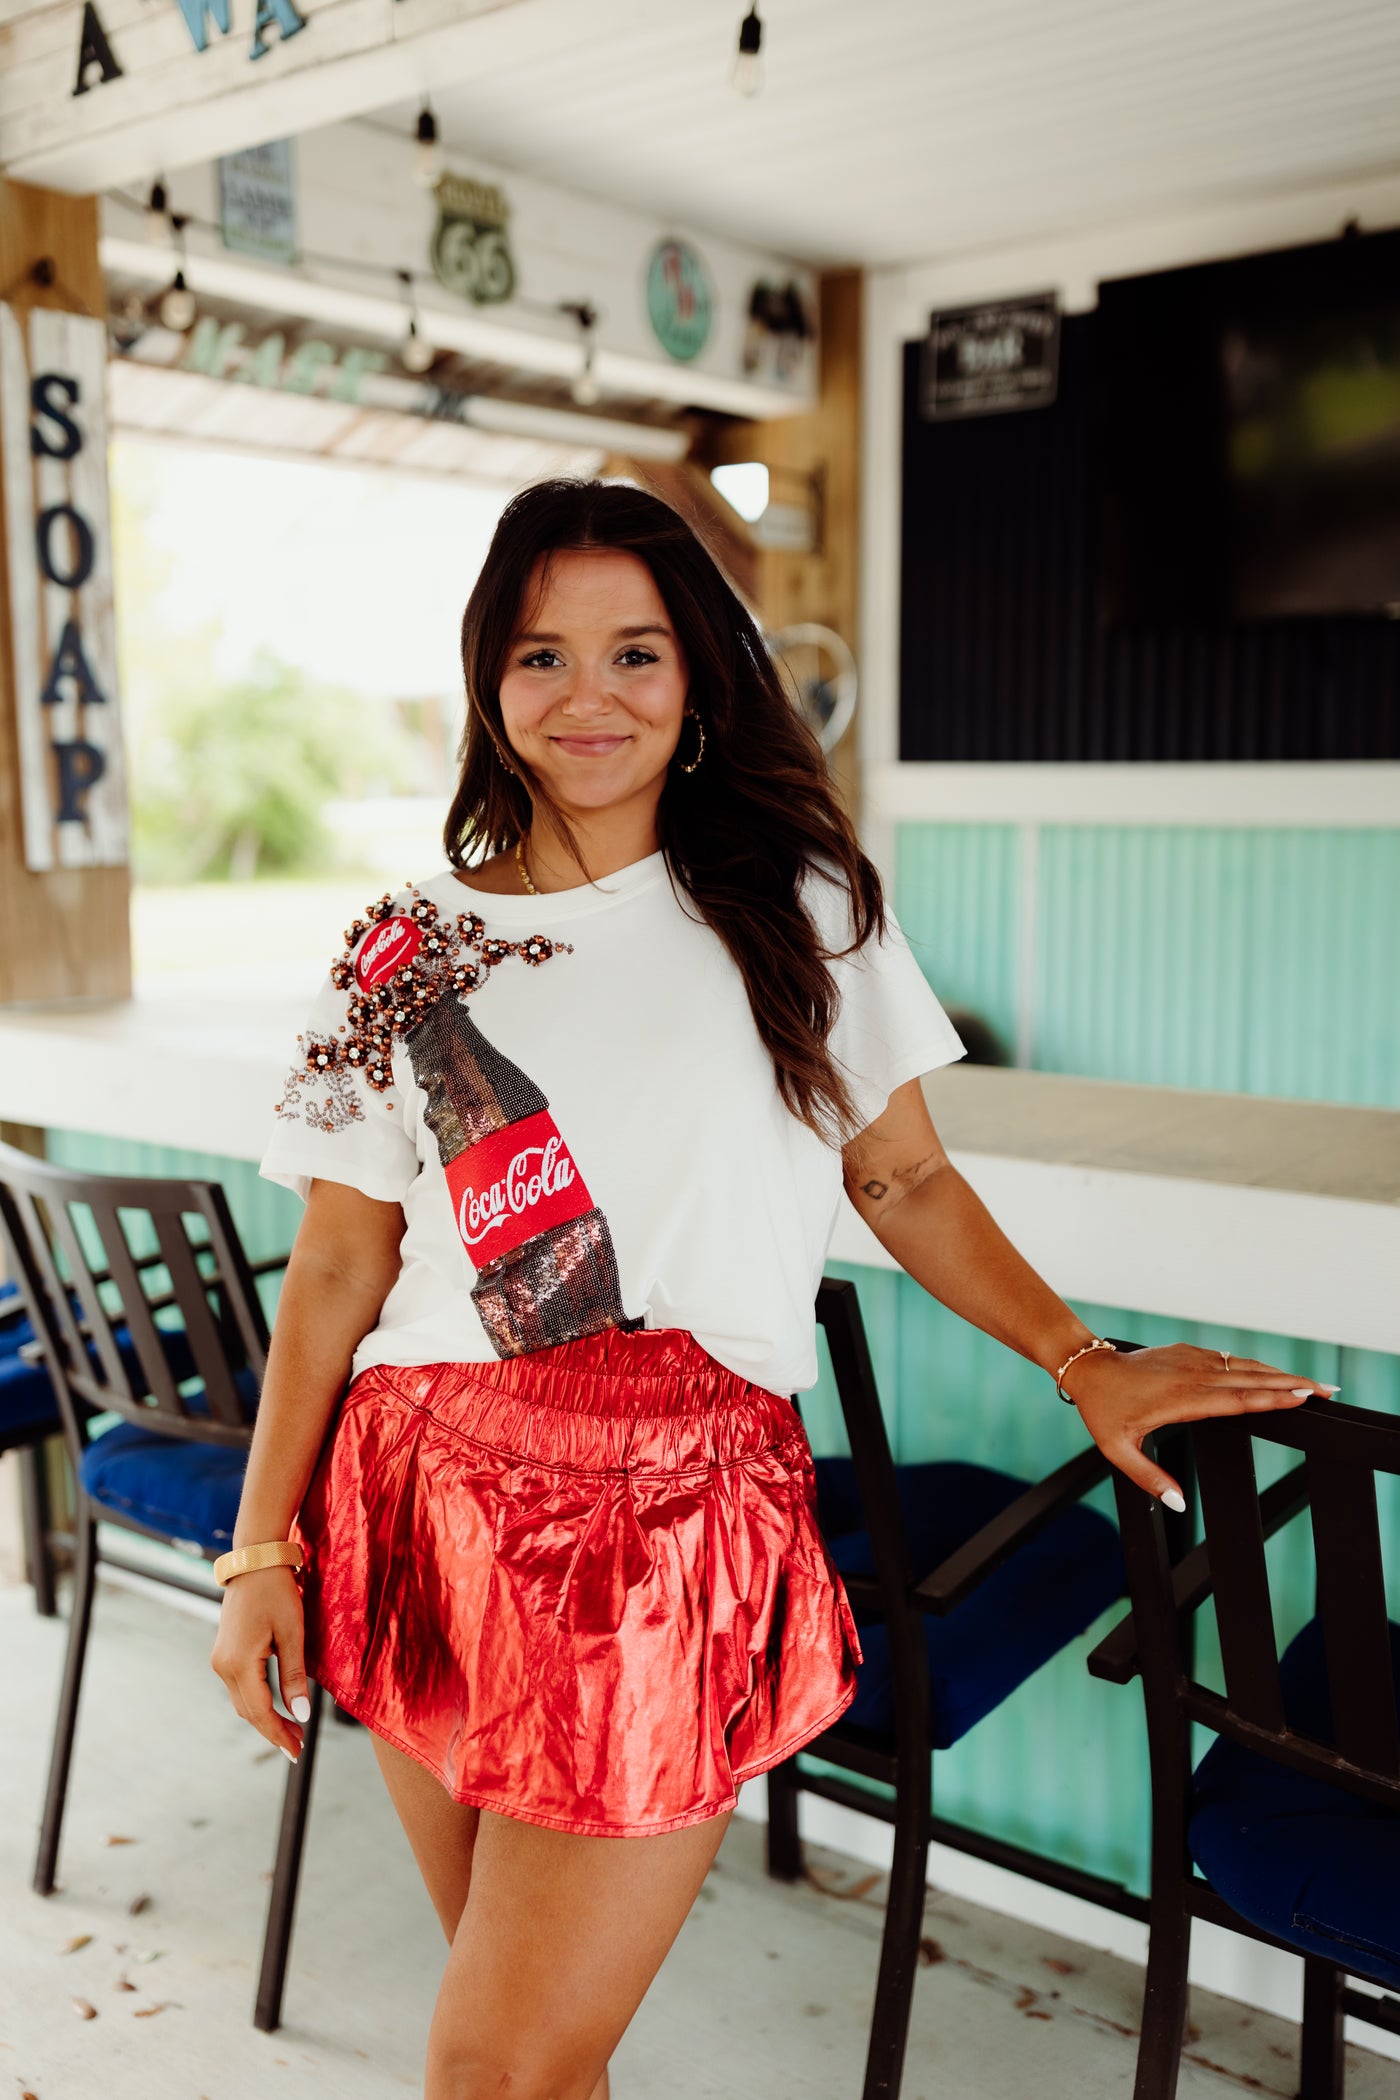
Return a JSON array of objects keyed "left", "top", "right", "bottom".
[{"left": 348, "top": 1330, "right": 802, "bottom": 1474}]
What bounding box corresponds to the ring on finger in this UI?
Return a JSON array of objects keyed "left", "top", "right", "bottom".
[{"left": 1219, "top": 1350, "right": 1231, "bottom": 1371}]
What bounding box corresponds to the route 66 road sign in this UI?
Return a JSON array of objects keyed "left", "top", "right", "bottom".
[{"left": 431, "top": 174, "right": 516, "bottom": 306}]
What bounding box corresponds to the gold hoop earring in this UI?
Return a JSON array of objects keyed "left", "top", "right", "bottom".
[{"left": 679, "top": 710, "right": 705, "bottom": 774}]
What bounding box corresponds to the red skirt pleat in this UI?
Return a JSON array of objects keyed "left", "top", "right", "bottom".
[{"left": 293, "top": 1327, "right": 861, "bottom": 1835}]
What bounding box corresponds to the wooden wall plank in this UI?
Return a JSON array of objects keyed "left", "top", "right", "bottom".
[
  {"left": 0, "top": 178, "right": 131, "bottom": 1003},
  {"left": 701, "top": 269, "right": 864, "bottom": 822}
]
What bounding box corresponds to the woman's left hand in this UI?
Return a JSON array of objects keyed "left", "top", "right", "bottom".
[{"left": 1064, "top": 1343, "right": 1339, "bottom": 1508}]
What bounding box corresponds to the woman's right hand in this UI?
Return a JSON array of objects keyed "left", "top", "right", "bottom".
[{"left": 210, "top": 1566, "right": 311, "bottom": 1762}]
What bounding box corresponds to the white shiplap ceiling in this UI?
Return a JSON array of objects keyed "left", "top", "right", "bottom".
[{"left": 369, "top": 0, "right": 1400, "bottom": 268}]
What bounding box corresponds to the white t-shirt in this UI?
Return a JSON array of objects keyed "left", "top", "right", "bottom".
[{"left": 260, "top": 853, "right": 963, "bottom": 1396}]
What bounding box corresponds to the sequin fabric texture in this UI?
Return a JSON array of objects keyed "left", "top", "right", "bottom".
[{"left": 275, "top": 887, "right": 633, "bottom": 1358}]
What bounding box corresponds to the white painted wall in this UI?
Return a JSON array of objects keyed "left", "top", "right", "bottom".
[
  {"left": 100, "top": 119, "right": 818, "bottom": 420},
  {"left": 857, "top": 166, "right": 1400, "bottom": 854}
]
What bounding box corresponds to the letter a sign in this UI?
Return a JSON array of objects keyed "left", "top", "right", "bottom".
[{"left": 0, "top": 304, "right": 127, "bottom": 869}]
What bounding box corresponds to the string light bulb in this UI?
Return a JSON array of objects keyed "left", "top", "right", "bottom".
[
  {"left": 731, "top": 7, "right": 763, "bottom": 95},
  {"left": 111, "top": 288, "right": 148, "bottom": 352},
  {"left": 402, "top": 318, "right": 435, "bottom": 373},
  {"left": 414, "top": 103, "right": 442, "bottom": 189},
  {"left": 144, "top": 178, "right": 169, "bottom": 244},
  {"left": 157, "top": 214, "right": 196, "bottom": 331},
  {"left": 564, "top": 301, "right": 601, "bottom": 406},
  {"left": 158, "top": 271, "right": 196, "bottom": 333},
  {"left": 397, "top": 270, "right": 436, "bottom": 373}
]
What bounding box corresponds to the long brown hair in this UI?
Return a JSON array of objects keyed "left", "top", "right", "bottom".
[{"left": 445, "top": 477, "right": 886, "bottom": 1142}]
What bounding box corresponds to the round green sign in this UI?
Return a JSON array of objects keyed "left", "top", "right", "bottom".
[{"left": 646, "top": 240, "right": 713, "bottom": 363}]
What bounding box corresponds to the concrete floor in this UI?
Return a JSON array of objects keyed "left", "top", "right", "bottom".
[{"left": 2, "top": 1576, "right": 1398, "bottom": 2100}]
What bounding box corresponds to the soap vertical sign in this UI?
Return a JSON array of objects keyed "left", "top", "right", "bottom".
[{"left": 0, "top": 303, "right": 127, "bottom": 870}]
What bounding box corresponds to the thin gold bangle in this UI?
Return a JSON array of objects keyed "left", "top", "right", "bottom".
[
  {"left": 1053, "top": 1336, "right": 1117, "bottom": 1404},
  {"left": 213, "top": 1540, "right": 305, "bottom": 1587}
]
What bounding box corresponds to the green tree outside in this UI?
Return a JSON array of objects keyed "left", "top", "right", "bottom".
[{"left": 112, "top": 449, "right": 415, "bottom": 885}]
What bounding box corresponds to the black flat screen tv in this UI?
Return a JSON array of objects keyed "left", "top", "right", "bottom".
[{"left": 1098, "top": 228, "right": 1400, "bottom": 623}]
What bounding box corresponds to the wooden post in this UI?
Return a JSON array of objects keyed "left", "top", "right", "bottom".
[
  {"left": 701, "top": 268, "right": 864, "bottom": 822},
  {"left": 0, "top": 177, "right": 131, "bottom": 1005}
]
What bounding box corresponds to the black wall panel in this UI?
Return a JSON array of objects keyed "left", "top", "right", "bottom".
[{"left": 898, "top": 315, "right": 1400, "bottom": 761}]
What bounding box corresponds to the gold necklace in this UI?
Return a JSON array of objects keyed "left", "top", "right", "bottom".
[{"left": 514, "top": 836, "right": 538, "bottom": 895}]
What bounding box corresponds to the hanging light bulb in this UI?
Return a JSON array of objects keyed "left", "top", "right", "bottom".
[
  {"left": 731, "top": 6, "right": 763, "bottom": 96},
  {"left": 564, "top": 301, "right": 600, "bottom": 405},
  {"left": 401, "top": 317, "right": 435, "bottom": 374},
  {"left": 398, "top": 270, "right": 436, "bottom": 372},
  {"left": 414, "top": 102, "right": 442, "bottom": 189},
  {"left": 157, "top": 215, "right": 196, "bottom": 332},
  {"left": 158, "top": 270, "right": 196, "bottom": 333},
  {"left": 572, "top": 341, "right": 599, "bottom": 407},
  {"left": 144, "top": 178, "right": 169, "bottom": 244},
  {"left": 111, "top": 288, "right": 148, "bottom": 353}
]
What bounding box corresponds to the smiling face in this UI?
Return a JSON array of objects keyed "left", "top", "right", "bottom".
[{"left": 497, "top": 548, "right": 690, "bottom": 822}]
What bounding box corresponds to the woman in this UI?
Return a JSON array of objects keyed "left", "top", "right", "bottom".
[{"left": 212, "top": 479, "right": 1331, "bottom": 2100}]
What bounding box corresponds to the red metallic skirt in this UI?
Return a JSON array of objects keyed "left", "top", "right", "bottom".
[{"left": 294, "top": 1328, "right": 861, "bottom": 1836}]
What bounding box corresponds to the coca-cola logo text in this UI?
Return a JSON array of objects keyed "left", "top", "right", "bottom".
[
  {"left": 460, "top": 1134, "right": 575, "bottom": 1246},
  {"left": 444, "top": 1107, "right": 594, "bottom": 1263},
  {"left": 354, "top": 914, "right": 422, "bottom": 989}
]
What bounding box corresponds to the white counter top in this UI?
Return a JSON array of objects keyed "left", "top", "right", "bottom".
[
  {"left": 0, "top": 968, "right": 308, "bottom": 1165},
  {"left": 830, "top": 1066, "right": 1400, "bottom": 1353},
  {"left": 2, "top": 980, "right": 1396, "bottom": 1354}
]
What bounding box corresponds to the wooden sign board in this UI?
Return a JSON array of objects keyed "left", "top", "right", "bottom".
[{"left": 0, "top": 303, "right": 128, "bottom": 871}]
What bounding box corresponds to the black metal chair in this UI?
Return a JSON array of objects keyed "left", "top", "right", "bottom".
[
  {"left": 0, "top": 1138, "right": 316, "bottom": 2033},
  {"left": 768, "top": 1278, "right": 1139, "bottom": 2100},
  {"left": 1088, "top": 1398, "right": 1400, "bottom": 2099}
]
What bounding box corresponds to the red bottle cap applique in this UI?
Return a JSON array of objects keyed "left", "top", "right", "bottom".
[{"left": 354, "top": 914, "right": 423, "bottom": 989}]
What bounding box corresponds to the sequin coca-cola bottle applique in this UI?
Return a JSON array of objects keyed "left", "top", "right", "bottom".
[{"left": 279, "top": 886, "right": 634, "bottom": 1358}]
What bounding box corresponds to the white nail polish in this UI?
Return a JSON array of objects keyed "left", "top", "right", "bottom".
[
  {"left": 281, "top": 1747, "right": 299, "bottom": 1764},
  {"left": 1321, "top": 1384, "right": 1341, "bottom": 1395},
  {"left": 290, "top": 1695, "right": 311, "bottom": 1723},
  {"left": 1291, "top": 1388, "right": 1312, "bottom": 1398},
  {"left": 1161, "top": 1488, "right": 1187, "bottom": 1514}
]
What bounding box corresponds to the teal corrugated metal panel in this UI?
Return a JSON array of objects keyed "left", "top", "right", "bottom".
[
  {"left": 1034, "top": 828, "right": 1400, "bottom": 1106},
  {"left": 816, "top": 1261, "right": 1400, "bottom": 1894},
  {"left": 893, "top": 823, "right": 1021, "bottom": 1061}
]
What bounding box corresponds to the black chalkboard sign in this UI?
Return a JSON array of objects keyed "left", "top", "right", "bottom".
[{"left": 919, "top": 293, "right": 1060, "bottom": 420}]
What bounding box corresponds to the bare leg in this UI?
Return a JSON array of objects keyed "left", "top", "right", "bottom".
[
  {"left": 371, "top": 1737, "right": 627, "bottom": 2100},
  {"left": 427, "top": 1804, "right": 732, "bottom": 2100},
  {"left": 371, "top": 1734, "right": 480, "bottom": 1942}
]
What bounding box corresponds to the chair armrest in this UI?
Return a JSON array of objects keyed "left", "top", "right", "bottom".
[
  {"left": 913, "top": 1442, "right": 1115, "bottom": 1617},
  {"left": 1087, "top": 1460, "right": 1310, "bottom": 1684}
]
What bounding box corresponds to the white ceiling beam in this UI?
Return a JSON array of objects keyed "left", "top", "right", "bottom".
[{"left": 0, "top": 0, "right": 534, "bottom": 193}]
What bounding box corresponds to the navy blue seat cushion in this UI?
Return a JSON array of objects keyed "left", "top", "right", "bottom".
[
  {"left": 1189, "top": 1617, "right": 1400, "bottom": 1990},
  {"left": 0, "top": 1345, "right": 59, "bottom": 1435},
  {"left": 0, "top": 1284, "right": 59, "bottom": 1436},
  {"left": 813, "top": 1457, "right": 1125, "bottom": 1750},
  {"left": 0, "top": 1282, "right": 203, "bottom": 1440},
  {"left": 78, "top": 1366, "right": 257, "bottom": 1553}
]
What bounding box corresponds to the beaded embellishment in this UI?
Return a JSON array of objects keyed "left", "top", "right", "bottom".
[
  {"left": 275, "top": 1038, "right": 366, "bottom": 1134},
  {"left": 274, "top": 885, "right": 571, "bottom": 1123}
]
